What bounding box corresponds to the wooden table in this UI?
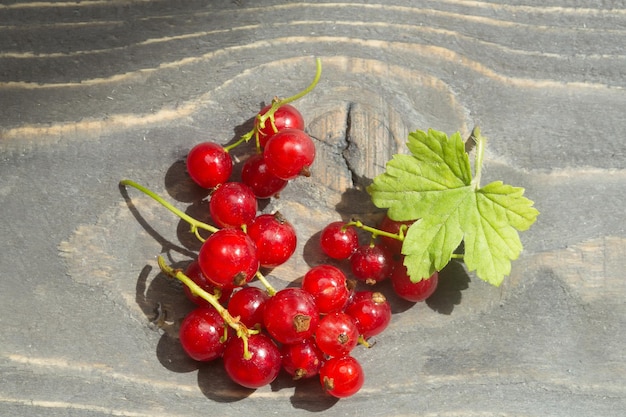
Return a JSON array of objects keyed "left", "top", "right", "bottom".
[{"left": 1, "top": 1, "right": 624, "bottom": 416}]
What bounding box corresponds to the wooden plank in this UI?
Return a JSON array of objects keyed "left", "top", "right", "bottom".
[{"left": 1, "top": 1, "right": 624, "bottom": 416}]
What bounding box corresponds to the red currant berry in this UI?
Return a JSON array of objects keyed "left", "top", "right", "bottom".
[
  {"left": 301, "top": 264, "right": 353, "bottom": 314},
  {"left": 263, "top": 128, "right": 316, "bottom": 180},
  {"left": 345, "top": 291, "right": 392, "bottom": 339},
  {"left": 378, "top": 214, "right": 413, "bottom": 255},
  {"left": 222, "top": 333, "right": 282, "bottom": 389},
  {"left": 198, "top": 228, "right": 259, "bottom": 290},
  {"left": 209, "top": 182, "right": 257, "bottom": 228},
  {"left": 320, "top": 356, "right": 364, "bottom": 398},
  {"left": 319, "top": 221, "right": 359, "bottom": 260},
  {"left": 246, "top": 212, "right": 297, "bottom": 268},
  {"left": 315, "top": 312, "right": 360, "bottom": 358},
  {"left": 263, "top": 288, "right": 320, "bottom": 345},
  {"left": 255, "top": 103, "right": 305, "bottom": 148},
  {"left": 391, "top": 261, "right": 439, "bottom": 302},
  {"left": 183, "top": 260, "right": 232, "bottom": 306},
  {"left": 281, "top": 338, "right": 324, "bottom": 380},
  {"left": 179, "top": 306, "right": 226, "bottom": 362},
  {"left": 241, "top": 153, "right": 288, "bottom": 199},
  {"left": 350, "top": 243, "right": 394, "bottom": 285},
  {"left": 186, "top": 142, "right": 232, "bottom": 189},
  {"left": 227, "top": 286, "right": 270, "bottom": 329}
]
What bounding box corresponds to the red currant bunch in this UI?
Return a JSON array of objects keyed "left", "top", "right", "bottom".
[
  {"left": 172, "top": 257, "right": 384, "bottom": 397},
  {"left": 185, "top": 66, "right": 318, "bottom": 199},
  {"left": 120, "top": 58, "right": 438, "bottom": 400},
  {"left": 319, "top": 215, "right": 439, "bottom": 302}
]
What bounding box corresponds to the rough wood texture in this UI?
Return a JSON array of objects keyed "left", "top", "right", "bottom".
[{"left": 1, "top": 1, "right": 625, "bottom": 416}]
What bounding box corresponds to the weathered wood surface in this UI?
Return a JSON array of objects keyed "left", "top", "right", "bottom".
[{"left": 1, "top": 1, "right": 625, "bottom": 416}]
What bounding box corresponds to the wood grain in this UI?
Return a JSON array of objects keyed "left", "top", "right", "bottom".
[{"left": 1, "top": 1, "right": 625, "bottom": 416}]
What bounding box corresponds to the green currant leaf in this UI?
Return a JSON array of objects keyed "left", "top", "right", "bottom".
[
  {"left": 368, "top": 130, "right": 472, "bottom": 222},
  {"left": 367, "top": 128, "right": 539, "bottom": 286}
]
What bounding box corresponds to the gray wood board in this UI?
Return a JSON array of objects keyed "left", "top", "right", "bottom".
[{"left": 1, "top": 1, "right": 624, "bottom": 416}]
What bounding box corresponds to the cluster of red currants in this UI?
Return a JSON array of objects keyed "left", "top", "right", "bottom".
[
  {"left": 320, "top": 217, "right": 440, "bottom": 303},
  {"left": 175, "top": 97, "right": 386, "bottom": 397},
  {"left": 125, "top": 60, "right": 440, "bottom": 399},
  {"left": 172, "top": 90, "right": 404, "bottom": 397},
  {"left": 186, "top": 101, "right": 314, "bottom": 198},
  {"left": 181, "top": 260, "right": 393, "bottom": 397},
  {"left": 183, "top": 101, "right": 314, "bottom": 288},
  {"left": 172, "top": 98, "right": 438, "bottom": 397}
]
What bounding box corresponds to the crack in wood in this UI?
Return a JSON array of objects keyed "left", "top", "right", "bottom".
[{"left": 341, "top": 101, "right": 359, "bottom": 189}]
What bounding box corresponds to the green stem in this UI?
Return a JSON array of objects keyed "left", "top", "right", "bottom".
[
  {"left": 223, "top": 135, "right": 248, "bottom": 153},
  {"left": 157, "top": 256, "right": 257, "bottom": 358},
  {"left": 158, "top": 256, "right": 225, "bottom": 314},
  {"left": 274, "top": 58, "right": 322, "bottom": 106},
  {"left": 120, "top": 179, "right": 219, "bottom": 240},
  {"left": 471, "top": 127, "right": 485, "bottom": 190},
  {"left": 255, "top": 271, "right": 277, "bottom": 296},
  {"left": 358, "top": 335, "right": 373, "bottom": 348},
  {"left": 218, "top": 58, "right": 322, "bottom": 154},
  {"left": 253, "top": 58, "right": 322, "bottom": 151},
  {"left": 346, "top": 219, "right": 405, "bottom": 242}
]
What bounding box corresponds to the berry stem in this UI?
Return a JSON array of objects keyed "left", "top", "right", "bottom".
[
  {"left": 273, "top": 57, "right": 322, "bottom": 107},
  {"left": 255, "top": 271, "right": 277, "bottom": 296},
  {"left": 248, "top": 57, "right": 323, "bottom": 152},
  {"left": 357, "top": 335, "right": 372, "bottom": 348},
  {"left": 158, "top": 256, "right": 226, "bottom": 315},
  {"left": 120, "top": 179, "right": 218, "bottom": 241},
  {"left": 346, "top": 219, "right": 406, "bottom": 242},
  {"left": 157, "top": 256, "right": 257, "bottom": 358},
  {"left": 223, "top": 136, "right": 247, "bottom": 153}
]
